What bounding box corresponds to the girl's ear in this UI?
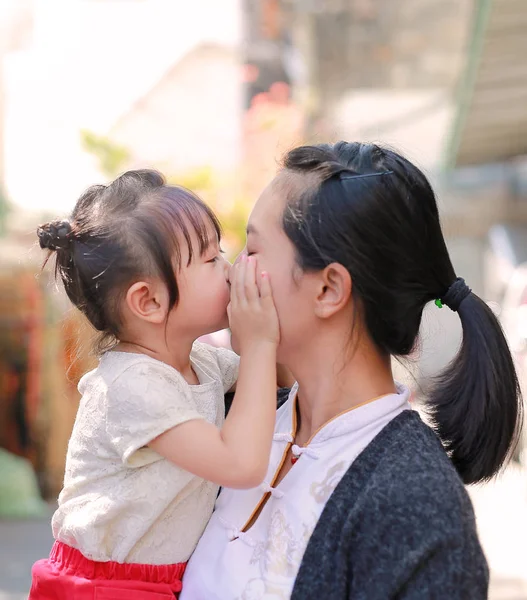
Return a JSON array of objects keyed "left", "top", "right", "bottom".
[{"left": 125, "top": 280, "right": 169, "bottom": 324}]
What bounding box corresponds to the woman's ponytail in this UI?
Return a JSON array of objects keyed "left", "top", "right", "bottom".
[
  {"left": 282, "top": 141, "right": 523, "bottom": 485},
  {"left": 429, "top": 290, "right": 522, "bottom": 484}
]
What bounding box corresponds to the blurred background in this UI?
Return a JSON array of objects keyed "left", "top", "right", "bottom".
[{"left": 0, "top": 0, "right": 526, "bottom": 598}]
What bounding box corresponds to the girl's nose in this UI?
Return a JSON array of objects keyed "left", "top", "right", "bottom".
[
  {"left": 227, "top": 262, "right": 235, "bottom": 285},
  {"left": 224, "top": 258, "right": 233, "bottom": 282}
]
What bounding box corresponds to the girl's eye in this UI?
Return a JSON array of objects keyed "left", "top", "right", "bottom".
[{"left": 208, "top": 250, "right": 226, "bottom": 264}]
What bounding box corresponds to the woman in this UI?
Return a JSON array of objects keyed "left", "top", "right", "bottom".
[{"left": 181, "top": 142, "right": 522, "bottom": 599}]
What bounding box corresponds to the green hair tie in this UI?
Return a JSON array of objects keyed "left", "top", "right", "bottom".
[{"left": 434, "top": 298, "right": 443, "bottom": 309}]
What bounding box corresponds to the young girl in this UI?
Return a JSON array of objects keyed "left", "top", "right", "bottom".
[{"left": 29, "top": 170, "right": 279, "bottom": 599}]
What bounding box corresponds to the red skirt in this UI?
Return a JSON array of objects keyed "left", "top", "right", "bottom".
[{"left": 29, "top": 541, "right": 187, "bottom": 599}]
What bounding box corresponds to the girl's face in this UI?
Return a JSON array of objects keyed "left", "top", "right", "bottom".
[
  {"left": 240, "top": 173, "right": 321, "bottom": 364},
  {"left": 169, "top": 221, "right": 231, "bottom": 340}
]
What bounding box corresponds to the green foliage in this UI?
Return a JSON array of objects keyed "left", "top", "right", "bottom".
[
  {"left": 174, "top": 166, "right": 215, "bottom": 192},
  {"left": 80, "top": 131, "right": 250, "bottom": 258},
  {"left": 80, "top": 130, "right": 130, "bottom": 178},
  {"left": 167, "top": 167, "right": 250, "bottom": 259},
  {"left": 219, "top": 198, "right": 250, "bottom": 259}
]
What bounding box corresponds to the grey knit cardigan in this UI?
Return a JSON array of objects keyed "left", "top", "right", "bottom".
[
  {"left": 290, "top": 408, "right": 488, "bottom": 599},
  {"left": 226, "top": 391, "right": 488, "bottom": 599}
]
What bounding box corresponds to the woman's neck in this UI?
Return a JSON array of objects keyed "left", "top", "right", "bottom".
[{"left": 288, "top": 331, "right": 396, "bottom": 441}]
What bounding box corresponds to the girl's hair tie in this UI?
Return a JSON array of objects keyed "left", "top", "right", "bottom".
[{"left": 37, "top": 220, "right": 73, "bottom": 251}]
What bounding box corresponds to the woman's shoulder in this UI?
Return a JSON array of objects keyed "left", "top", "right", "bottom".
[
  {"left": 366, "top": 410, "right": 466, "bottom": 491},
  {"left": 332, "top": 410, "right": 474, "bottom": 523},
  {"left": 384, "top": 410, "right": 464, "bottom": 480},
  {"left": 296, "top": 410, "right": 487, "bottom": 600}
]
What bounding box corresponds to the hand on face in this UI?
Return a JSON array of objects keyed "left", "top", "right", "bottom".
[{"left": 228, "top": 255, "right": 279, "bottom": 353}]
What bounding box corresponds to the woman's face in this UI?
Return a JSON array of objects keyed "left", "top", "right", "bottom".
[{"left": 237, "top": 172, "right": 321, "bottom": 364}]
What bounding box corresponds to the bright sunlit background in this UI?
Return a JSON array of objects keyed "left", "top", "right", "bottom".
[{"left": 1, "top": 1, "right": 526, "bottom": 598}]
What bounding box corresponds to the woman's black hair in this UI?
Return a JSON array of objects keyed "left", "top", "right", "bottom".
[
  {"left": 281, "top": 141, "right": 522, "bottom": 484},
  {"left": 38, "top": 169, "right": 221, "bottom": 353}
]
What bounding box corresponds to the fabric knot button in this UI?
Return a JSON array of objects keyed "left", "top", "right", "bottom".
[
  {"left": 273, "top": 432, "right": 293, "bottom": 443},
  {"left": 218, "top": 517, "right": 256, "bottom": 547},
  {"left": 291, "top": 444, "right": 319, "bottom": 460},
  {"left": 228, "top": 529, "right": 255, "bottom": 547},
  {"left": 259, "top": 482, "right": 285, "bottom": 499}
]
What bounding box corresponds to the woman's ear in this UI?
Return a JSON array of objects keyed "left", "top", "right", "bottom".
[
  {"left": 313, "top": 263, "right": 352, "bottom": 319},
  {"left": 125, "top": 281, "right": 169, "bottom": 324}
]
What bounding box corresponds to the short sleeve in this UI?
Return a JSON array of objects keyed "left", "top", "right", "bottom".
[
  {"left": 212, "top": 346, "right": 240, "bottom": 393},
  {"left": 106, "top": 360, "right": 204, "bottom": 468}
]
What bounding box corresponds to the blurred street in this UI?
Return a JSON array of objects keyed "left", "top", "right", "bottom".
[
  {"left": 470, "top": 464, "right": 527, "bottom": 600},
  {"left": 0, "top": 508, "right": 53, "bottom": 600},
  {"left": 1, "top": 467, "right": 526, "bottom": 600}
]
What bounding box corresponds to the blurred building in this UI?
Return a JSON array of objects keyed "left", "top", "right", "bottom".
[
  {"left": 2, "top": 0, "right": 242, "bottom": 215},
  {"left": 266, "top": 0, "right": 527, "bottom": 382},
  {"left": 111, "top": 43, "right": 242, "bottom": 174}
]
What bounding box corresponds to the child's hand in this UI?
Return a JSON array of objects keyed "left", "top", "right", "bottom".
[
  {"left": 228, "top": 255, "right": 279, "bottom": 352},
  {"left": 152, "top": 255, "right": 279, "bottom": 489}
]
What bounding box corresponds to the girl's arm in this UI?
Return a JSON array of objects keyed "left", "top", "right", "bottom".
[
  {"left": 149, "top": 256, "right": 279, "bottom": 489},
  {"left": 227, "top": 361, "right": 292, "bottom": 393},
  {"left": 228, "top": 332, "right": 294, "bottom": 391}
]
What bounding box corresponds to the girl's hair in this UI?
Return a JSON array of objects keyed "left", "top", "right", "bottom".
[
  {"left": 37, "top": 169, "right": 221, "bottom": 353},
  {"left": 281, "top": 141, "right": 522, "bottom": 484}
]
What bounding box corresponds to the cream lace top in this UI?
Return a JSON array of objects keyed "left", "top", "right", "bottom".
[{"left": 52, "top": 342, "right": 239, "bottom": 565}]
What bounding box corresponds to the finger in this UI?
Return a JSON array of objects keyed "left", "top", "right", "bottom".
[
  {"left": 230, "top": 261, "right": 241, "bottom": 307},
  {"left": 259, "top": 271, "right": 273, "bottom": 304},
  {"left": 229, "top": 265, "right": 237, "bottom": 307},
  {"left": 244, "top": 257, "right": 258, "bottom": 304},
  {"left": 234, "top": 255, "right": 247, "bottom": 306}
]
